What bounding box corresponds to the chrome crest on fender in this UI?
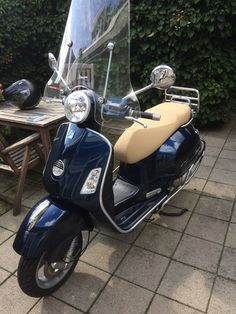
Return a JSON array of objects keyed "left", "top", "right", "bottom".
[{"left": 52, "top": 160, "right": 65, "bottom": 177}]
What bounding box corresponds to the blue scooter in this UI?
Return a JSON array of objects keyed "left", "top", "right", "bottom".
[{"left": 13, "top": 0, "right": 205, "bottom": 297}]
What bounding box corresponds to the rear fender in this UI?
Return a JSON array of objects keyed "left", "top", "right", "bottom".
[{"left": 13, "top": 196, "right": 93, "bottom": 261}]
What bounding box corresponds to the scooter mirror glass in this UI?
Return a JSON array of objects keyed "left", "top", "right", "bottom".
[
  {"left": 150, "top": 65, "right": 176, "bottom": 90},
  {"left": 43, "top": 0, "right": 140, "bottom": 131}
]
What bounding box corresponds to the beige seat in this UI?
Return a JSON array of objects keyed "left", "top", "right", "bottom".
[{"left": 114, "top": 102, "right": 191, "bottom": 164}]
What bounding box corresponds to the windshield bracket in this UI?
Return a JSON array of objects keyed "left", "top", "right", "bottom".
[{"left": 103, "top": 42, "right": 115, "bottom": 99}]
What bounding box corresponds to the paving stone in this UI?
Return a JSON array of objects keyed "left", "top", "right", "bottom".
[
  {"left": 203, "top": 181, "right": 236, "bottom": 201},
  {"left": 231, "top": 203, "right": 236, "bottom": 223},
  {"left": 0, "top": 275, "right": 38, "bottom": 314},
  {"left": 0, "top": 206, "right": 29, "bottom": 232},
  {"left": 174, "top": 234, "right": 222, "bottom": 272},
  {"left": 154, "top": 207, "right": 191, "bottom": 232},
  {"left": 205, "top": 146, "right": 221, "bottom": 157},
  {"left": 0, "top": 267, "right": 11, "bottom": 285},
  {"left": 220, "top": 149, "right": 236, "bottom": 160},
  {"left": 158, "top": 261, "right": 214, "bottom": 312},
  {"left": 218, "top": 247, "right": 236, "bottom": 281},
  {"left": 80, "top": 234, "right": 130, "bottom": 273},
  {"left": 208, "top": 277, "right": 236, "bottom": 314},
  {"left": 194, "top": 165, "right": 212, "bottom": 180},
  {"left": 225, "top": 223, "right": 236, "bottom": 249},
  {"left": 0, "top": 236, "right": 19, "bottom": 272},
  {"left": 210, "top": 168, "right": 236, "bottom": 186},
  {"left": 185, "top": 214, "right": 228, "bottom": 244},
  {"left": 135, "top": 224, "right": 181, "bottom": 257},
  {"left": 195, "top": 195, "right": 233, "bottom": 221},
  {"left": 2, "top": 182, "right": 38, "bottom": 201},
  {"left": 215, "top": 157, "right": 236, "bottom": 172},
  {"left": 54, "top": 261, "right": 110, "bottom": 312},
  {"left": 207, "top": 123, "right": 232, "bottom": 137},
  {"left": 0, "top": 175, "right": 16, "bottom": 193},
  {"left": 0, "top": 227, "right": 13, "bottom": 245},
  {"left": 99, "top": 222, "right": 146, "bottom": 244},
  {"left": 29, "top": 297, "right": 82, "bottom": 314},
  {"left": 147, "top": 294, "right": 203, "bottom": 314},
  {"left": 201, "top": 155, "right": 217, "bottom": 167},
  {"left": 207, "top": 130, "right": 230, "bottom": 139},
  {"left": 116, "top": 246, "right": 169, "bottom": 291},
  {"left": 0, "top": 201, "right": 11, "bottom": 216},
  {"left": 23, "top": 188, "right": 48, "bottom": 208},
  {"left": 224, "top": 139, "right": 236, "bottom": 151},
  {"left": 26, "top": 169, "right": 43, "bottom": 184},
  {"left": 183, "top": 178, "right": 206, "bottom": 194},
  {"left": 90, "top": 276, "right": 153, "bottom": 314},
  {"left": 204, "top": 136, "right": 225, "bottom": 148},
  {"left": 168, "top": 191, "right": 200, "bottom": 211}
]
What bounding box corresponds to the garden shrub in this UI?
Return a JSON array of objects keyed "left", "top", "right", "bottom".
[
  {"left": 130, "top": 0, "right": 236, "bottom": 125},
  {"left": 0, "top": 0, "right": 235, "bottom": 125},
  {"left": 0, "top": 0, "right": 70, "bottom": 89}
]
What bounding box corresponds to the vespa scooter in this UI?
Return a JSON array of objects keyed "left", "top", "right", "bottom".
[{"left": 13, "top": 0, "right": 205, "bottom": 297}]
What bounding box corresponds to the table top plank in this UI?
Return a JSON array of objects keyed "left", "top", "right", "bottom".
[{"left": 0, "top": 100, "right": 65, "bottom": 128}]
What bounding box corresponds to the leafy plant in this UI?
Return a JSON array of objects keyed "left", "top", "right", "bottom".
[
  {"left": 130, "top": 0, "right": 236, "bottom": 125},
  {"left": 0, "top": 0, "right": 70, "bottom": 89}
]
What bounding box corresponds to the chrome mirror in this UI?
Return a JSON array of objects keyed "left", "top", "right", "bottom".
[
  {"left": 150, "top": 65, "right": 176, "bottom": 90},
  {"left": 48, "top": 53, "right": 58, "bottom": 71}
]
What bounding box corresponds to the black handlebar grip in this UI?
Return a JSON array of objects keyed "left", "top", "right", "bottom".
[
  {"left": 131, "top": 110, "right": 161, "bottom": 121},
  {"left": 140, "top": 112, "right": 161, "bottom": 120}
]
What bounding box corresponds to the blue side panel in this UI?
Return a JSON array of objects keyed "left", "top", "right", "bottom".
[
  {"left": 119, "top": 124, "right": 202, "bottom": 189},
  {"left": 43, "top": 123, "right": 114, "bottom": 216}
]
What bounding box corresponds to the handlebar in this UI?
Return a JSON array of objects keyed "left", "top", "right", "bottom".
[{"left": 101, "top": 100, "right": 161, "bottom": 123}]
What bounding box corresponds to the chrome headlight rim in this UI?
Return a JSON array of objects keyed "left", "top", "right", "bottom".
[{"left": 64, "top": 90, "right": 91, "bottom": 123}]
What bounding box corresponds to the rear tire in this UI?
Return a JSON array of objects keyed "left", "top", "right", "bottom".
[{"left": 17, "top": 233, "right": 82, "bottom": 297}]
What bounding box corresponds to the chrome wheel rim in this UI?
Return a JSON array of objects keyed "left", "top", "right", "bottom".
[{"left": 35, "top": 236, "right": 81, "bottom": 289}]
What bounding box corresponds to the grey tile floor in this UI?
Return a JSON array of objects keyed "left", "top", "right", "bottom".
[{"left": 0, "top": 118, "right": 236, "bottom": 314}]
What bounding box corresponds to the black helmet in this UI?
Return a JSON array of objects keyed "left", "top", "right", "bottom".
[{"left": 2, "top": 79, "right": 41, "bottom": 110}]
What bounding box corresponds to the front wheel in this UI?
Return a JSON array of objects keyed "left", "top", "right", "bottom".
[{"left": 17, "top": 233, "right": 82, "bottom": 297}]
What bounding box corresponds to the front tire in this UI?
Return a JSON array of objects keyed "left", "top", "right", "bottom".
[{"left": 17, "top": 233, "right": 82, "bottom": 297}]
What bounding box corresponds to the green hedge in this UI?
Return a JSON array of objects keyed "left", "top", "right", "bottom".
[
  {"left": 0, "top": 0, "right": 235, "bottom": 125},
  {"left": 0, "top": 0, "right": 69, "bottom": 88},
  {"left": 131, "top": 0, "right": 236, "bottom": 125}
]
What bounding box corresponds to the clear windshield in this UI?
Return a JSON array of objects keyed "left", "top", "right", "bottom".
[{"left": 44, "top": 0, "right": 139, "bottom": 131}]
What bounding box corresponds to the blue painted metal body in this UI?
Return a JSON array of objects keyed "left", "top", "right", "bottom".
[
  {"left": 13, "top": 196, "right": 93, "bottom": 260},
  {"left": 13, "top": 122, "right": 203, "bottom": 259},
  {"left": 43, "top": 122, "right": 114, "bottom": 220}
]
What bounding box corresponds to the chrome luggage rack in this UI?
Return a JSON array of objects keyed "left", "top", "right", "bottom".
[{"left": 165, "top": 86, "right": 200, "bottom": 117}]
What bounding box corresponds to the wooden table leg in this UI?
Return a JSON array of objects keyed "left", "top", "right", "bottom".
[{"left": 40, "top": 129, "right": 52, "bottom": 161}]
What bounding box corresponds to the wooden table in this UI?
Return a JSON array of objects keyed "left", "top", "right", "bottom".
[{"left": 0, "top": 100, "right": 66, "bottom": 160}]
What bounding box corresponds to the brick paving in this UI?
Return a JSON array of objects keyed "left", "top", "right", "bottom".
[{"left": 0, "top": 118, "right": 236, "bottom": 314}]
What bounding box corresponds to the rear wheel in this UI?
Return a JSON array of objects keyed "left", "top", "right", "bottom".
[{"left": 17, "top": 233, "right": 82, "bottom": 297}]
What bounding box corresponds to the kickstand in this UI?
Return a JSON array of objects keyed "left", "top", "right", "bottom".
[{"left": 160, "top": 207, "right": 188, "bottom": 217}]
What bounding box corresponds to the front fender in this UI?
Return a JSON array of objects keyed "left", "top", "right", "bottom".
[{"left": 13, "top": 196, "right": 93, "bottom": 261}]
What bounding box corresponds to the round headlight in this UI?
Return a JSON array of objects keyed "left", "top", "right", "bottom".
[{"left": 64, "top": 91, "right": 91, "bottom": 123}]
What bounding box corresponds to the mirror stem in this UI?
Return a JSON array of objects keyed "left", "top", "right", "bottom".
[{"left": 123, "top": 83, "right": 153, "bottom": 100}]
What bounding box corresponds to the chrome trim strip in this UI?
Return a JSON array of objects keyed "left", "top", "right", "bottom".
[{"left": 88, "top": 129, "right": 125, "bottom": 232}]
